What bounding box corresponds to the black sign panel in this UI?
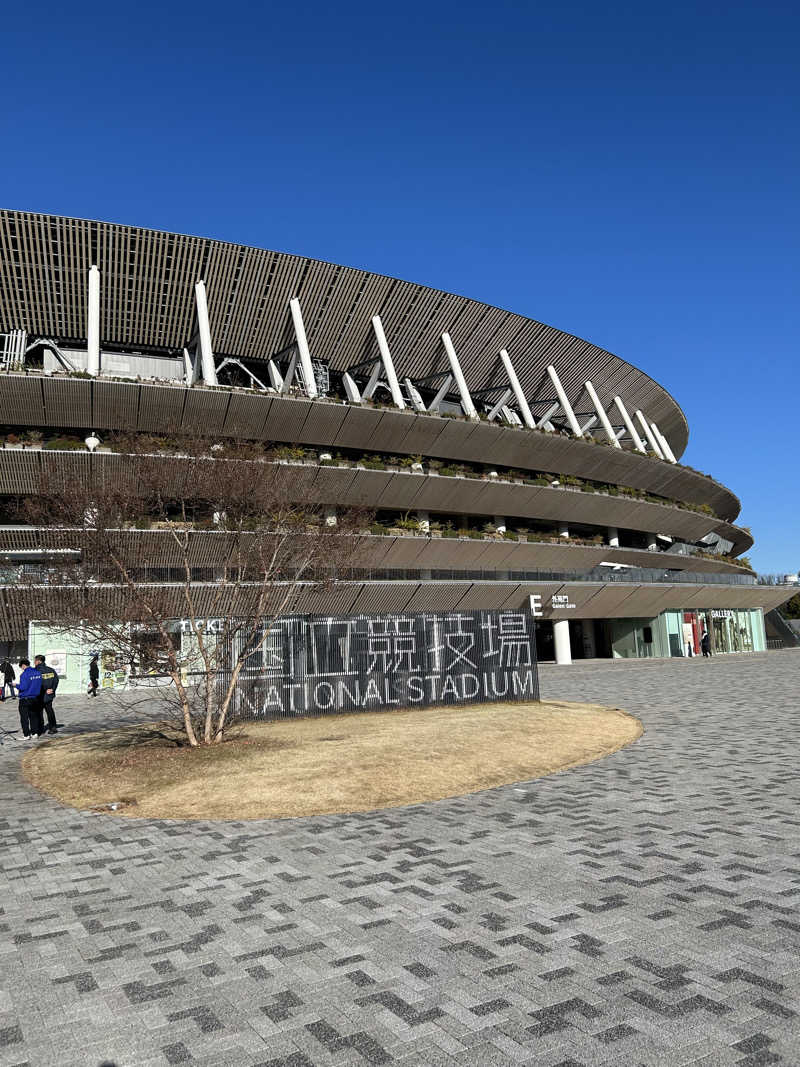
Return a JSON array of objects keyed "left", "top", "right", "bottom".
[{"left": 228, "top": 609, "right": 539, "bottom": 720}]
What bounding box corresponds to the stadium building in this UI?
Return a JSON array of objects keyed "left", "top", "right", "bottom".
[{"left": 0, "top": 210, "right": 793, "bottom": 694}]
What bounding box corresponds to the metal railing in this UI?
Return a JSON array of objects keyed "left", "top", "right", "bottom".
[
  {"left": 349, "top": 566, "right": 762, "bottom": 587},
  {"left": 0, "top": 563, "right": 781, "bottom": 589}
]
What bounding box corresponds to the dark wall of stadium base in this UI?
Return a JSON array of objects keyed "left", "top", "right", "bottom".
[{"left": 227, "top": 610, "right": 540, "bottom": 720}]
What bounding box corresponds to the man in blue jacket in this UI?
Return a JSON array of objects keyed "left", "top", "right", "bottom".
[{"left": 17, "top": 659, "right": 43, "bottom": 739}]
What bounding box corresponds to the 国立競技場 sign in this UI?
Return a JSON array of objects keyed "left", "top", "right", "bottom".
[{"left": 229, "top": 610, "right": 540, "bottom": 718}]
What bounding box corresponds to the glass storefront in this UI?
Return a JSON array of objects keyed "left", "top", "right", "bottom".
[
  {"left": 699, "top": 608, "right": 764, "bottom": 654},
  {"left": 610, "top": 617, "right": 668, "bottom": 658},
  {"left": 612, "top": 609, "right": 766, "bottom": 659}
]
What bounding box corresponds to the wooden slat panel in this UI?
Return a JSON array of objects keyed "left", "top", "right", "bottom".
[{"left": 0, "top": 210, "right": 696, "bottom": 455}]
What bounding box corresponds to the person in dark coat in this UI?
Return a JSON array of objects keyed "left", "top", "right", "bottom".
[
  {"left": 0, "top": 659, "right": 15, "bottom": 700},
  {"left": 17, "top": 659, "right": 43, "bottom": 738},
  {"left": 88, "top": 655, "right": 100, "bottom": 697},
  {"left": 701, "top": 631, "right": 712, "bottom": 658},
  {"left": 34, "top": 655, "right": 60, "bottom": 734}
]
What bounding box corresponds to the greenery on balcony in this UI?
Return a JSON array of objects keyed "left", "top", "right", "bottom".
[{"left": 0, "top": 427, "right": 735, "bottom": 529}]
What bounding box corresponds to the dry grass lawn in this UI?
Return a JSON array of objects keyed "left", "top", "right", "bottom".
[{"left": 22, "top": 700, "right": 641, "bottom": 821}]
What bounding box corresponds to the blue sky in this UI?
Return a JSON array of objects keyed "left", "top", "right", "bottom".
[{"left": 3, "top": 1, "right": 798, "bottom": 572}]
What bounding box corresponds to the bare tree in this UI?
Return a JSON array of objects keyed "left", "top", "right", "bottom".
[{"left": 20, "top": 436, "right": 370, "bottom": 746}]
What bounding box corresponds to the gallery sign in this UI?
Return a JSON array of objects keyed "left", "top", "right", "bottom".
[{"left": 228, "top": 609, "right": 540, "bottom": 719}]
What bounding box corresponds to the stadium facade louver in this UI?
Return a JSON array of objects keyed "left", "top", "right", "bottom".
[{"left": 0, "top": 210, "right": 793, "bottom": 693}]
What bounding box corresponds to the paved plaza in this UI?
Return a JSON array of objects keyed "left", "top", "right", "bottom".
[{"left": 1, "top": 651, "right": 799, "bottom": 1067}]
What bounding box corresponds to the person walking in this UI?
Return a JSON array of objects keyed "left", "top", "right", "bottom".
[
  {"left": 17, "top": 659, "right": 43, "bottom": 739},
  {"left": 701, "top": 631, "right": 712, "bottom": 658},
  {"left": 88, "top": 654, "right": 100, "bottom": 697},
  {"left": 0, "top": 659, "right": 15, "bottom": 701},
  {"left": 34, "top": 655, "right": 60, "bottom": 734}
]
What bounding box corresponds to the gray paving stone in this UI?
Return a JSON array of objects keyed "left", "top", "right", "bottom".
[{"left": 1, "top": 651, "right": 800, "bottom": 1065}]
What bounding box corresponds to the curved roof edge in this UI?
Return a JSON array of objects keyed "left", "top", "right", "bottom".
[{"left": 0, "top": 209, "right": 689, "bottom": 454}]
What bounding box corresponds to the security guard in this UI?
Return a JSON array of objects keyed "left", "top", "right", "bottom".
[{"left": 34, "top": 655, "right": 60, "bottom": 735}]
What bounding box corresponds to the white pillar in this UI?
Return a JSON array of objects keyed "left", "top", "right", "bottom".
[
  {"left": 194, "top": 280, "right": 218, "bottom": 386},
  {"left": 289, "top": 297, "right": 318, "bottom": 399},
  {"left": 635, "top": 411, "right": 665, "bottom": 458},
  {"left": 494, "top": 515, "right": 506, "bottom": 535},
  {"left": 441, "top": 333, "right": 478, "bottom": 419},
  {"left": 537, "top": 401, "right": 560, "bottom": 431},
  {"left": 652, "top": 422, "right": 677, "bottom": 463},
  {"left": 416, "top": 510, "right": 430, "bottom": 533},
  {"left": 559, "top": 523, "right": 570, "bottom": 539},
  {"left": 608, "top": 527, "right": 619, "bottom": 547},
  {"left": 613, "top": 396, "right": 646, "bottom": 453},
  {"left": 342, "top": 372, "right": 361, "bottom": 404},
  {"left": 87, "top": 265, "right": 100, "bottom": 377},
  {"left": 183, "top": 347, "right": 198, "bottom": 386},
  {"left": 499, "top": 349, "right": 535, "bottom": 429},
  {"left": 553, "top": 619, "right": 572, "bottom": 665},
  {"left": 371, "top": 316, "right": 405, "bottom": 410},
  {"left": 585, "top": 380, "right": 622, "bottom": 448},
  {"left": 404, "top": 379, "right": 427, "bottom": 412},
  {"left": 487, "top": 388, "right": 513, "bottom": 421},
  {"left": 547, "top": 365, "right": 583, "bottom": 437}
]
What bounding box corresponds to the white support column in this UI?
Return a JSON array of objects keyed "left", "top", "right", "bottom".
[
  {"left": 360, "top": 361, "right": 383, "bottom": 400},
  {"left": 579, "top": 415, "right": 598, "bottom": 435},
  {"left": 499, "top": 349, "right": 536, "bottom": 428},
  {"left": 87, "top": 265, "right": 100, "bottom": 377},
  {"left": 404, "top": 379, "right": 427, "bottom": 412},
  {"left": 288, "top": 297, "right": 318, "bottom": 399},
  {"left": 537, "top": 401, "right": 560, "bottom": 431},
  {"left": 194, "top": 280, "right": 218, "bottom": 386},
  {"left": 553, "top": 619, "right": 572, "bottom": 665},
  {"left": 652, "top": 422, "right": 677, "bottom": 463},
  {"left": 635, "top": 411, "right": 665, "bottom": 458},
  {"left": 585, "top": 380, "right": 622, "bottom": 448},
  {"left": 608, "top": 527, "right": 619, "bottom": 547},
  {"left": 441, "top": 332, "right": 478, "bottom": 419},
  {"left": 487, "top": 388, "right": 513, "bottom": 420},
  {"left": 280, "top": 351, "right": 299, "bottom": 394},
  {"left": 183, "top": 348, "right": 198, "bottom": 386},
  {"left": 547, "top": 365, "right": 583, "bottom": 437},
  {"left": 371, "top": 315, "right": 405, "bottom": 410},
  {"left": 429, "top": 374, "right": 454, "bottom": 412},
  {"left": 342, "top": 372, "right": 362, "bottom": 404},
  {"left": 267, "top": 360, "right": 284, "bottom": 390},
  {"left": 613, "top": 396, "right": 646, "bottom": 452}
]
